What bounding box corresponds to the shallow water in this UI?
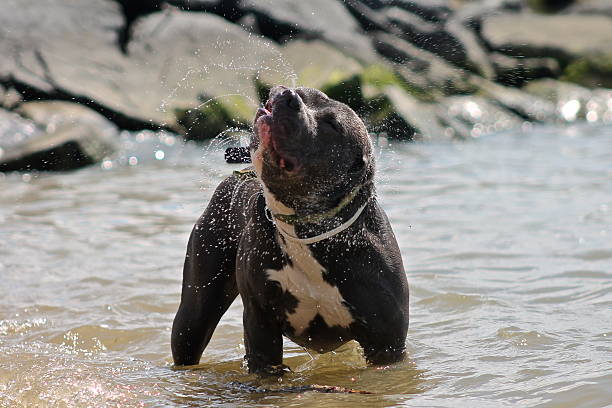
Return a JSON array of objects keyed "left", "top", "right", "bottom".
[{"left": 1, "top": 124, "right": 611, "bottom": 407}]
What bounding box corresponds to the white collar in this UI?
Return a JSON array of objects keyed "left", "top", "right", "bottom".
[{"left": 269, "top": 201, "right": 369, "bottom": 245}]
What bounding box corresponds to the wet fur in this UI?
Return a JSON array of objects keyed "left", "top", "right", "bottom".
[{"left": 172, "top": 87, "right": 409, "bottom": 374}]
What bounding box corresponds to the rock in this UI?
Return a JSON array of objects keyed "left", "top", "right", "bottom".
[
  {"left": 259, "top": 40, "right": 365, "bottom": 90},
  {"left": 372, "top": 32, "right": 473, "bottom": 94},
  {"left": 561, "top": 54, "right": 612, "bottom": 89},
  {"left": 524, "top": 79, "right": 612, "bottom": 123},
  {"left": 240, "top": 0, "right": 380, "bottom": 64},
  {"left": 0, "top": 1, "right": 287, "bottom": 140},
  {"left": 1, "top": 84, "right": 23, "bottom": 109},
  {"left": 387, "top": 0, "right": 453, "bottom": 23},
  {"left": 490, "top": 53, "right": 560, "bottom": 87},
  {"left": 470, "top": 76, "right": 557, "bottom": 122},
  {"left": 383, "top": 86, "right": 450, "bottom": 140},
  {"left": 17, "top": 101, "right": 118, "bottom": 135},
  {"left": 445, "top": 17, "right": 495, "bottom": 78},
  {"left": 526, "top": 0, "right": 574, "bottom": 13},
  {"left": 342, "top": 0, "right": 391, "bottom": 32},
  {"left": 126, "top": 10, "right": 282, "bottom": 138},
  {"left": 0, "top": 104, "right": 118, "bottom": 172},
  {"left": 564, "top": 0, "right": 612, "bottom": 17},
  {"left": 439, "top": 95, "right": 523, "bottom": 138},
  {"left": 480, "top": 13, "right": 612, "bottom": 63},
  {"left": 384, "top": 7, "right": 469, "bottom": 69}
]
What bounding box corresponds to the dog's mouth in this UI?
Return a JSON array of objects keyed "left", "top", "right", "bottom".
[{"left": 253, "top": 94, "right": 301, "bottom": 174}]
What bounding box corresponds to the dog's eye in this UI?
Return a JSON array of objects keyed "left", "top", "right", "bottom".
[{"left": 349, "top": 156, "right": 365, "bottom": 173}]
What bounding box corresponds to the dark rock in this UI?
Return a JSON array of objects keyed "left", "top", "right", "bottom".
[
  {"left": 384, "top": 7, "right": 469, "bottom": 69},
  {"left": 387, "top": 0, "right": 453, "bottom": 23},
  {"left": 0, "top": 103, "right": 118, "bottom": 172},
  {"left": 342, "top": 0, "right": 391, "bottom": 32},
  {"left": 526, "top": 0, "right": 574, "bottom": 13},
  {"left": 490, "top": 53, "right": 561, "bottom": 87},
  {"left": 445, "top": 17, "right": 495, "bottom": 78},
  {"left": 164, "top": 0, "right": 243, "bottom": 20}
]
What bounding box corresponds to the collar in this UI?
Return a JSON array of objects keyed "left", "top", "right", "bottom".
[
  {"left": 232, "top": 168, "right": 370, "bottom": 244},
  {"left": 271, "top": 183, "right": 363, "bottom": 226},
  {"left": 271, "top": 200, "right": 369, "bottom": 245},
  {"left": 269, "top": 183, "right": 370, "bottom": 244}
]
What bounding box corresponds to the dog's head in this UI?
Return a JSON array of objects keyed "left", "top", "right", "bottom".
[{"left": 251, "top": 86, "right": 374, "bottom": 215}]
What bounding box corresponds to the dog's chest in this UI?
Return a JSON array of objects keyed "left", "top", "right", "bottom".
[{"left": 265, "top": 239, "right": 354, "bottom": 335}]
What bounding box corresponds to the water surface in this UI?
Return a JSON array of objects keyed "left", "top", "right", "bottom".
[{"left": 1, "top": 124, "right": 611, "bottom": 407}]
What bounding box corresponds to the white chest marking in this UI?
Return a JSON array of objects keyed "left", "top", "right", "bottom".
[{"left": 266, "top": 238, "right": 354, "bottom": 335}]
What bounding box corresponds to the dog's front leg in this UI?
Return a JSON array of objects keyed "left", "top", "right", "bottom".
[{"left": 242, "top": 299, "right": 287, "bottom": 376}]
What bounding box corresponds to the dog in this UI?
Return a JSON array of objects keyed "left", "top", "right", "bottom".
[{"left": 171, "top": 86, "right": 409, "bottom": 375}]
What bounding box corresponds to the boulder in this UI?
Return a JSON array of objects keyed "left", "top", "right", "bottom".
[
  {"left": 470, "top": 76, "right": 557, "bottom": 122},
  {"left": 490, "top": 53, "right": 560, "bottom": 87},
  {"left": 480, "top": 13, "right": 612, "bottom": 63},
  {"left": 0, "top": 103, "right": 118, "bottom": 172},
  {"left": 383, "top": 86, "right": 450, "bottom": 140},
  {"left": 0, "top": 0, "right": 288, "bottom": 140},
  {"left": 239, "top": 0, "right": 380, "bottom": 64},
  {"left": 259, "top": 40, "right": 365, "bottom": 90},
  {"left": 384, "top": 7, "right": 469, "bottom": 69},
  {"left": 564, "top": 0, "right": 612, "bottom": 17}
]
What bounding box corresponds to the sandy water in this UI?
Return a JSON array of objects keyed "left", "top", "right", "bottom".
[{"left": 1, "top": 124, "right": 611, "bottom": 407}]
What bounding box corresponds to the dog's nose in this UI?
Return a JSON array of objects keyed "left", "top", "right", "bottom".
[{"left": 279, "top": 89, "right": 301, "bottom": 110}]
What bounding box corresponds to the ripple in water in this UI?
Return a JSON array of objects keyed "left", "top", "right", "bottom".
[{"left": 0, "top": 123, "right": 611, "bottom": 406}]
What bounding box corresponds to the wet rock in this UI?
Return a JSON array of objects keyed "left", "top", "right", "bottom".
[
  {"left": 480, "top": 13, "right": 612, "bottom": 64},
  {"left": 0, "top": 103, "right": 118, "bottom": 172}
]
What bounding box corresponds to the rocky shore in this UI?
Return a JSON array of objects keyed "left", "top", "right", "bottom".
[{"left": 1, "top": 0, "right": 612, "bottom": 171}]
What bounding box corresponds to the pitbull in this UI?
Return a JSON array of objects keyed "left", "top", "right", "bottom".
[{"left": 171, "top": 86, "right": 409, "bottom": 375}]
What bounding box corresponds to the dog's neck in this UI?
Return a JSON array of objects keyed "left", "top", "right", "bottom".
[{"left": 262, "top": 181, "right": 374, "bottom": 245}]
